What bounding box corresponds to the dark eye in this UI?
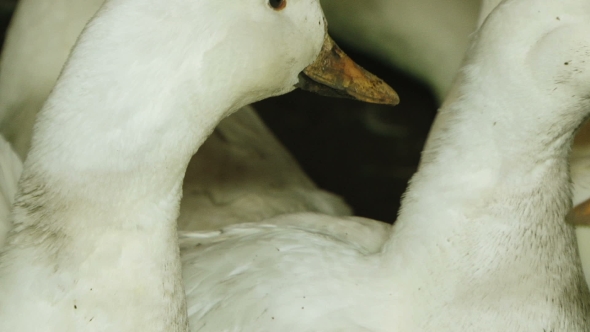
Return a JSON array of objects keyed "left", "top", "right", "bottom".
[{"left": 269, "top": 0, "right": 287, "bottom": 10}]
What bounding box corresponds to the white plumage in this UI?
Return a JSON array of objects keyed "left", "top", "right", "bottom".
[
  {"left": 0, "top": 0, "right": 377, "bottom": 330},
  {"left": 0, "top": 0, "right": 352, "bottom": 243},
  {"left": 181, "top": 0, "right": 590, "bottom": 330},
  {"left": 0, "top": 0, "right": 589, "bottom": 330}
]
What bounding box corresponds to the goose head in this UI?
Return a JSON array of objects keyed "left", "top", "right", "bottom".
[
  {"left": 169, "top": 0, "right": 400, "bottom": 107},
  {"left": 172, "top": 0, "right": 331, "bottom": 106},
  {"left": 88, "top": 0, "right": 397, "bottom": 112}
]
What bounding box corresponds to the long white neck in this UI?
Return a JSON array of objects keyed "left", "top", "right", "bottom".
[
  {"left": 385, "top": 5, "right": 590, "bottom": 323},
  {"left": 0, "top": 3, "right": 243, "bottom": 331}
]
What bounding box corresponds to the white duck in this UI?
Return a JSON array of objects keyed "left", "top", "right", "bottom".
[
  {"left": 0, "top": 0, "right": 398, "bottom": 330},
  {"left": 178, "top": 0, "right": 590, "bottom": 329},
  {"left": 0, "top": 0, "right": 354, "bottom": 240}
]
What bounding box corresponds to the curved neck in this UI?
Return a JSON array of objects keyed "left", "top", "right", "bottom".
[
  {"left": 385, "top": 52, "right": 590, "bottom": 314},
  {"left": 0, "top": 4, "right": 241, "bottom": 331},
  {"left": 16, "top": 7, "right": 231, "bottom": 236}
]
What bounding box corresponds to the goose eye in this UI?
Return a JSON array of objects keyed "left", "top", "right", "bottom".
[{"left": 269, "top": 0, "right": 287, "bottom": 10}]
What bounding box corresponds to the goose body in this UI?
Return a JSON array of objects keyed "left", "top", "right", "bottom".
[
  {"left": 179, "top": 106, "right": 352, "bottom": 232},
  {"left": 0, "top": 0, "right": 400, "bottom": 330},
  {"left": 178, "top": 0, "right": 590, "bottom": 329}
]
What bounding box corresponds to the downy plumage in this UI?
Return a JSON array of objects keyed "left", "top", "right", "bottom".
[{"left": 0, "top": 0, "right": 397, "bottom": 330}]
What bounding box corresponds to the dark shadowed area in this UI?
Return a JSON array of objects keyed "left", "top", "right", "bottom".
[{"left": 255, "top": 52, "right": 437, "bottom": 222}]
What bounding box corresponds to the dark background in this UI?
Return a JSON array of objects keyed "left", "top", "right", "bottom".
[{"left": 0, "top": 0, "right": 438, "bottom": 223}]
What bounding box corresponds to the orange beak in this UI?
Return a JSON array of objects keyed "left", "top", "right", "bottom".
[{"left": 296, "top": 35, "right": 399, "bottom": 106}]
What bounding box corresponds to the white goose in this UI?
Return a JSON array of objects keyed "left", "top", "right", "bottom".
[
  {"left": 0, "top": 0, "right": 398, "bottom": 330},
  {"left": 178, "top": 0, "right": 590, "bottom": 329},
  {"left": 0, "top": 0, "right": 354, "bottom": 240}
]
